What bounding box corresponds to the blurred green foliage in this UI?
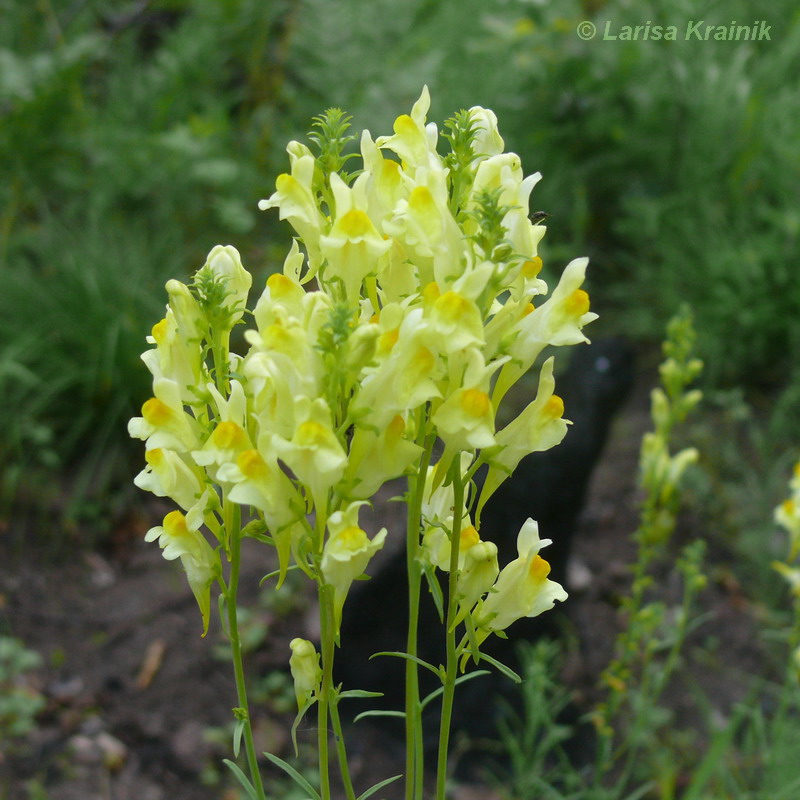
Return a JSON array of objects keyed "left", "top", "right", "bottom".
[
  {"left": 0, "top": 636, "right": 44, "bottom": 747},
  {"left": 0, "top": 0, "right": 798, "bottom": 535}
]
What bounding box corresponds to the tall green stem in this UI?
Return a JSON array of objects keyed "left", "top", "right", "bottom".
[
  {"left": 315, "top": 570, "right": 356, "bottom": 800},
  {"left": 317, "top": 582, "right": 333, "bottom": 800},
  {"left": 329, "top": 689, "right": 357, "bottom": 800},
  {"left": 225, "top": 504, "right": 266, "bottom": 800},
  {"left": 436, "top": 459, "right": 465, "bottom": 800},
  {"left": 405, "top": 430, "right": 435, "bottom": 800}
]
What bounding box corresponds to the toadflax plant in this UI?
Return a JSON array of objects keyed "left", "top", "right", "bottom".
[{"left": 129, "top": 87, "right": 596, "bottom": 800}]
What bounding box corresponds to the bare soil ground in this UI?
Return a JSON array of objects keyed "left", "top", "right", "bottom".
[{"left": 0, "top": 370, "right": 770, "bottom": 800}]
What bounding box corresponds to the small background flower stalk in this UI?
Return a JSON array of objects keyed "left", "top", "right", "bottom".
[{"left": 591, "top": 306, "right": 705, "bottom": 796}]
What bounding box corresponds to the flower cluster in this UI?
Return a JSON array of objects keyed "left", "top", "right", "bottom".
[
  {"left": 774, "top": 462, "right": 800, "bottom": 593},
  {"left": 773, "top": 460, "right": 800, "bottom": 677},
  {"left": 636, "top": 308, "right": 702, "bottom": 546},
  {"left": 129, "top": 87, "right": 593, "bottom": 673}
]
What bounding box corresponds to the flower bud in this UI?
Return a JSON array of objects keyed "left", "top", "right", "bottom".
[
  {"left": 166, "top": 279, "right": 205, "bottom": 341},
  {"left": 468, "top": 106, "right": 505, "bottom": 157},
  {"left": 458, "top": 540, "right": 499, "bottom": 614},
  {"left": 346, "top": 323, "right": 380, "bottom": 373},
  {"left": 205, "top": 245, "right": 252, "bottom": 324},
  {"left": 289, "top": 638, "right": 322, "bottom": 711}
]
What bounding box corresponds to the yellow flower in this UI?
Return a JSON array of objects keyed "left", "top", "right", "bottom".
[
  {"left": 346, "top": 323, "right": 381, "bottom": 374},
  {"left": 480, "top": 357, "right": 570, "bottom": 513},
  {"left": 432, "top": 349, "right": 503, "bottom": 453},
  {"left": 141, "top": 307, "right": 204, "bottom": 403},
  {"left": 319, "top": 172, "right": 392, "bottom": 302},
  {"left": 775, "top": 460, "right": 800, "bottom": 559},
  {"left": 252, "top": 308, "right": 315, "bottom": 375},
  {"left": 352, "top": 307, "right": 443, "bottom": 428},
  {"left": 128, "top": 377, "right": 203, "bottom": 453},
  {"left": 244, "top": 349, "right": 310, "bottom": 439},
  {"left": 512, "top": 257, "right": 598, "bottom": 354},
  {"left": 420, "top": 453, "right": 475, "bottom": 571},
  {"left": 421, "top": 453, "right": 473, "bottom": 529},
  {"left": 145, "top": 495, "right": 219, "bottom": 636},
  {"left": 272, "top": 397, "right": 348, "bottom": 511},
  {"left": 493, "top": 256, "right": 597, "bottom": 401},
  {"left": 195, "top": 418, "right": 250, "bottom": 464},
  {"left": 217, "top": 443, "right": 305, "bottom": 586},
  {"left": 259, "top": 141, "right": 325, "bottom": 273},
  {"left": 376, "top": 85, "right": 437, "bottom": 174},
  {"left": 253, "top": 243, "right": 307, "bottom": 329},
  {"left": 382, "top": 167, "right": 464, "bottom": 287},
  {"left": 434, "top": 385, "right": 495, "bottom": 451},
  {"left": 360, "top": 129, "right": 408, "bottom": 226},
  {"left": 423, "top": 519, "right": 479, "bottom": 574},
  {"left": 345, "top": 415, "right": 423, "bottom": 499},
  {"left": 321, "top": 502, "right": 387, "bottom": 632},
  {"left": 192, "top": 381, "right": 252, "bottom": 478},
  {"left": 134, "top": 447, "right": 204, "bottom": 511},
  {"left": 475, "top": 519, "right": 567, "bottom": 642},
  {"left": 427, "top": 290, "right": 485, "bottom": 354}
]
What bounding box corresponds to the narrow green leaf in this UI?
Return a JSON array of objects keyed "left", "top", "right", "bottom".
[
  {"left": 290, "top": 699, "right": 316, "bottom": 757},
  {"left": 222, "top": 759, "right": 259, "bottom": 800},
  {"left": 259, "top": 564, "right": 301, "bottom": 586},
  {"left": 369, "top": 650, "right": 440, "bottom": 676},
  {"left": 232, "top": 718, "right": 244, "bottom": 757},
  {"left": 354, "top": 709, "right": 406, "bottom": 723},
  {"left": 463, "top": 612, "right": 481, "bottom": 664},
  {"left": 621, "top": 781, "right": 657, "bottom": 800},
  {"left": 337, "top": 689, "right": 384, "bottom": 700},
  {"left": 217, "top": 593, "right": 230, "bottom": 637},
  {"left": 422, "top": 563, "right": 445, "bottom": 621},
  {"left": 420, "top": 670, "right": 491, "bottom": 710},
  {"left": 356, "top": 774, "right": 403, "bottom": 800},
  {"left": 475, "top": 651, "right": 521, "bottom": 683},
  {"left": 262, "top": 751, "right": 321, "bottom": 800}
]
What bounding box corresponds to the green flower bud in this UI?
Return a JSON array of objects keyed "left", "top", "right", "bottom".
[
  {"left": 289, "top": 638, "right": 322, "bottom": 711},
  {"left": 205, "top": 245, "right": 252, "bottom": 324}
]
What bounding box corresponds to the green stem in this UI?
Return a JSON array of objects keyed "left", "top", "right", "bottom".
[
  {"left": 436, "top": 458, "right": 465, "bottom": 800},
  {"left": 405, "top": 429, "right": 436, "bottom": 800},
  {"left": 312, "top": 495, "right": 334, "bottom": 800},
  {"left": 212, "top": 335, "right": 230, "bottom": 396},
  {"left": 329, "top": 690, "right": 357, "bottom": 800},
  {"left": 225, "top": 504, "right": 266, "bottom": 800},
  {"left": 317, "top": 582, "right": 333, "bottom": 800}
]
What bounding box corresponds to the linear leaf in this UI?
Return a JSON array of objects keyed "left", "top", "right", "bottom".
[{"left": 262, "top": 751, "right": 321, "bottom": 800}]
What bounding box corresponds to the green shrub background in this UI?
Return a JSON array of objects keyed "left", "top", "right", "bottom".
[{"left": 1, "top": 0, "right": 798, "bottom": 534}]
